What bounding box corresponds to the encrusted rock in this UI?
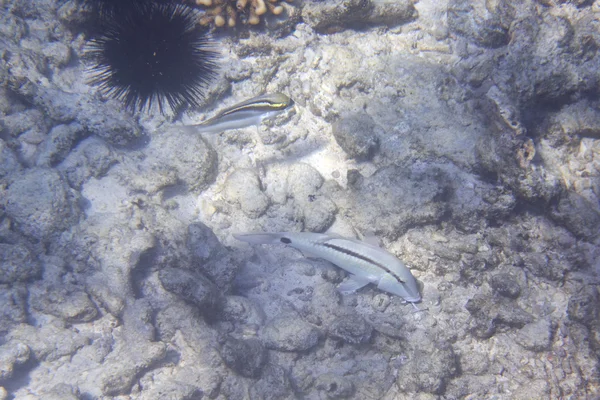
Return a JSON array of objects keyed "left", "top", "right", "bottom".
[
  {"left": 397, "top": 344, "right": 458, "bottom": 394},
  {"left": 303, "top": 0, "right": 416, "bottom": 33},
  {"left": 551, "top": 192, "right": 600, "bottom": 240},
  {"left": 329, "top": 314, "right": 373, "bottom": 344},
  {"left": 187, "top": 222, "right": 239, "bottom": 290},
  {"left": 36, "top": 122, "right": 86, "bottom": 167},
  {"left": 2, "top": 168, "right": 81, "bottom": 241},
  {"left": 57, "top": 137, "right": 117, "bottom": 189},
  {"left": 29, "top": 283, "right": 98, "bottom": 323},
  {"left": 221, "top": 296, "right": 266, "bottom": 326},
  {"left": 39, "top": 383, "right": 80, "bottom": 400},
  {"left": 331, "top": 163, "right": 451, "bottom": 238},
  {"left": 0, "top": 341, "right": 30, "bottom": 381},
  {"left": 0, "top": 243, "right": 41, "bottom": 283},
  {"left": 158, "top": 267, "right": 221, "bottom": 313},
  {"left": 187, "top": 222, "right": 225, "bottom": 263},
  {"left": 315, "top": 373, "right": 354, "bottom": 399},
  {"left": 332, "top": 112, "right": 379, "bottom": 161},
  {"left": 0, "top": 285, "right": 28, "bottom": 334},
  {"left": 0, "top": 139, "right": 21, "bottom": 179},
  {"left": 567, "top": 286, "right": 598, "bottom": 327},
  {"left": 151, "top": 129, "right": 218, "bottom": 192},
  {"left": 466, "top": 293, "right": 534, "bottom": 338},
  {"left": 249, "top": 364, "right": 292, "bottom": 399},
  {"left": 220, "top": 337, "right": 267, "bottom": 378},
  {"left": 261, "top": 315, "right": 320, "bottom": 351},
  {"left": 489, "top": 272, "right": 521, "bottom": 299},
  {"left": 223, "top": 168, "right": 270, "bottom": 218},
  {"left": 515, "top": 319, "right": 554, "bottom": 352},
  {"left": 447, "top": 0, "right": 514, "bottom": 48},
  {"left": 284, "top": 163, "right": 338, "bottom": 231}
]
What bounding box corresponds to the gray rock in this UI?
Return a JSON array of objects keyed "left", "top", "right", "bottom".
[
  {"left": 522, "top": 251, "right": 574, "bottom": 282},
  {"left": 315, "top": 373, "right": 354, "bottom": 399},
  {"left": 299, "top": 196, "right": 337, "bottom": 232},
  {"left": 466, "top": 293, "right": 534, "bottom": 338},
  {"left": 302, "top": 0, "right": 416, "bottom": 33},
  {"left": 29, "top": 283, "right": 98, "bottom": 323},
  {"left": 99, "top": 342, "right": 167, "bottom": 396},
  {"left": 0, "top": 243, "right": 41, "bottom": 283},
  {"left": 0, "top": 109, "right": 47, "bottom": 139},
  {"left": 261, "top": 315, "right": 320, "bottom": 351},
  {"left": 367, "top": 0, "right": 418, "bottom": 27},
  {"left": 331, "top": 113, "right": 379, "bottom": 160},
  {"left": 151, "top": 128, "right": 218, "bottom": 192},
  {"left": 223, "top": 169, "right": 269, "bottom": 218},
  {"left": 329, "top": 314, "right": 373, "bottom": 344},
  {"left": 123, "top": 299, "right": 155, "bottom": 342},
  {"left": 158, "top": 267, "right": 220, "bottom": 313},
  {"left": 42, "top": 42, "right": 71, "bottom": 69},
  {"left": 30, "top": 86, "right": 143, "bottom": 147},
  {"left": 489, "top": 272, "right": 521, "bottom": 299},
  {"left": 221, "top": 296, "right": 266, "bottom": 326},
  {"left": 0, "top": 341, "right": 30, "bottom": 382},
  {"left": 551, "top": 192, "right": 600, "bottom": 240},
  {"left": 447, "top": 0, "right": 514, "bottom": 48},
  {"left": 0, "top": 285, "right": 28, "bottom": 334},
  {"left": 287, "top": 163, "right": 324, "bottom": 196},
  {"left": 567, "top": 286, "right": 598, "bottom": 327},
  {"left": 7, "top": 323, "right": 90, "bottom": 362},
  {"left": 0, "top": 139, "right": 21, "bottom": 179},
  {"left": 57, "top": 0, "right": 90, "bottom": 28},
  {"left": 543, "top": 100, "right": 600, "bottom": 141},
  {"left": 44, "top": 383, "right": 81, "bottom": 400},
  {"left": 220, "top": 337, "right": 267, "bottom": 378},
  {"left": 187, "top": 222, "right": 225, "bottom": 263},
  {"left": 515, "top": 319, "right": 554, "bottom": 352},
  {"left": 36, "top": 122, "right": 86, "bottom": 167},
  {"left": 2, "top": 168, "right": 80, "bottom": 240},
  {"left": 187, "top": 222, "right": 239, "bottom": 290},
  {"left": 57, "top": 137, "right": 117, "bottom": 189},
  {"left": 331, "top": 163, "right": 451, "bottom": 238},
  {"left": 397, "top": 344, "right": 458, "bottom": 394},
  {"left": 249, "top": 364, "right": 292, "bottom": 400},
  {"left": 0, "top": 12, "right": 27, "bottom": 42},
  {"left": 285, "top": 163, "right": 338, "bottom": 232},
  {"left": 40, "top": 383, "right": 80, "bottom": 400}
]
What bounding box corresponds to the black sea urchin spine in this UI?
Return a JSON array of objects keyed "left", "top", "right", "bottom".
[{"left": 85, "top": 3, "right": 220, "bottom": 115}]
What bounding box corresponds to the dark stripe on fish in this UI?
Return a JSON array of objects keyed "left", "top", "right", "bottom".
[{"left": 320, "top": 242, "right": 405, "bottom": 283}]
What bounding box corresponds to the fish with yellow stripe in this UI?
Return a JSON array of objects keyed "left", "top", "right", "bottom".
[{"left": 191, "top": 92, "right": 294, "bottom": 134}]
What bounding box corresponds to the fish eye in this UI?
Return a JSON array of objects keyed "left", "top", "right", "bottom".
[{"left": 280, "top": 237, "right": 292, "bottom": 244}]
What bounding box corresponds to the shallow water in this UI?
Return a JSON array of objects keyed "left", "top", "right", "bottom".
[{"left": 1, "top": 0, "right": 599, "bottom": 399}]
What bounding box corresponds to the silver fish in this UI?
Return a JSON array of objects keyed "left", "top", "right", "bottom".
[
  {"left": 191, "top": 93, "right": 293, "bottom": 134},
  {"left": 234, "top": 232, "right": 422, "bottom": 304}
]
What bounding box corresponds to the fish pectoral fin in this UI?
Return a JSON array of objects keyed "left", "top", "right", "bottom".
[{"left": 337, "top": 275, "right": 371, "bottom": 295}]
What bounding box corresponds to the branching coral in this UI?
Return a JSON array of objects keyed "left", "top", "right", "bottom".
[{"left": 193, "top": 0, "right": 293, "bottom": 28}]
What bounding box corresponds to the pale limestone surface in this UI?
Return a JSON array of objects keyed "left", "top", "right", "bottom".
[{"left": 0, "top": 0, "right": 599, "bottom": 398}]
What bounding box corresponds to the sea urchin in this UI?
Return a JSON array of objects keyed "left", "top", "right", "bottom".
[{"left": 85, "top": 3, "right": 220, "bottom": 115}]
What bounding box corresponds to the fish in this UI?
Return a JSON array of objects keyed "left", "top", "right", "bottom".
[
  {"left": 233, "top": 232, "right": 422, "bottom": 305},
  {"left": 191, "top": 92, "right": 294, "bottom": 134}
]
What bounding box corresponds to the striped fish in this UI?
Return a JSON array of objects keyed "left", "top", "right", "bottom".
[
  {"left": 191, "top": 92, "right": 293, "bottom": 134},
  {"left": 234, "top": 232, "right": 422, "bottom": 305}
]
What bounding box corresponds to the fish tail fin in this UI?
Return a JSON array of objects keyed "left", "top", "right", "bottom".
[{"left": 233, "top": 232, "right": 287, "bottom": 245}]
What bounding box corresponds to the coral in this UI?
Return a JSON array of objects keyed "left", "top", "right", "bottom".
[{"left": 193, "top": 0, "right": 293, "bottom": 28}]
